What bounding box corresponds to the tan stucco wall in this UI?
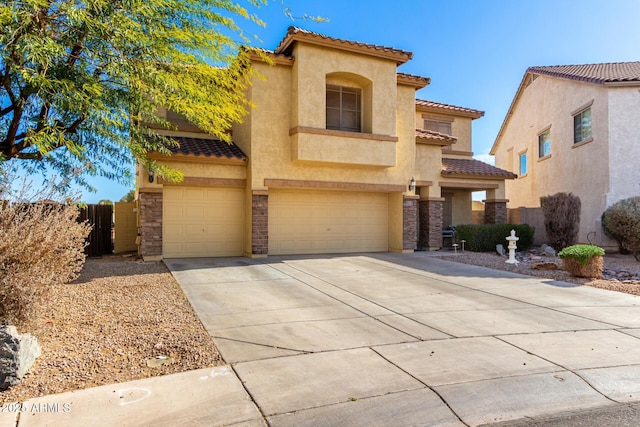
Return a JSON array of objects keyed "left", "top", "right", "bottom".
[
  {"left": 415, "top": 112, "right": 473, "bottom": 153},
  {"left": 451, "top": 190, "right": 472, "bottom": 225},
  {"left": 237, "top": 49, "right": 419, "bottom": 191},
  {"left": 494, "top": 75, "right": 611, "bottom": 245},
  {"left": 607, "top": 87, "right": 640, "bottom": 206}
]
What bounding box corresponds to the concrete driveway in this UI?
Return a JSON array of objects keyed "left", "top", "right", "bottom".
[{"left": 160, "top": 252, "right": 640, "bottom": 426}]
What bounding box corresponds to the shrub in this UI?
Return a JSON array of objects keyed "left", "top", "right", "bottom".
[
  {"left": 558, "top": 244, "right": 605, "bottom": 278},
  {"left": 454, "top": 224, "right": 535, "bottom": 252},
  {"left": 601, "top": 197, "right": 640, "bottom": 261},
  {"left": 540, "top": 192, "right": 581, "bottom": 252},
  {"left": 558, "top": 244, "right": 605, "bottom": 264},
  {"left": 0, "top": 179, "right": 91, "bottom": 324}
]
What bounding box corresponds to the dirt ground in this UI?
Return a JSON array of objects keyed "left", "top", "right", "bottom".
[{"left": 0, "top": 255, "right": 222, "bottom": 405}]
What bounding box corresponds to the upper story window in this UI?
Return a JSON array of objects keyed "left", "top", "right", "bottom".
[
  {"left": 424, "top": 120, "right": 452, "bottom": 135},
  {"left": 326, "top": 85, "right": 361, "bottom": 132},
  {"left": 538, "top": 128, "right": 551, "bottom": 158},
  {"left": 519, "top": 151, "right": 527, "bottom": 176},
  {"left": 573, "top": 107, "right": 592, "bottom": 144}
]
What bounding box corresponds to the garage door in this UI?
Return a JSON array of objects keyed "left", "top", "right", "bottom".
[
  {"left": 163, "top": 187, "right": 244, "bottom": 258},
  {"left": 269, "top": 189, "right": 388, "bottom": 255}
]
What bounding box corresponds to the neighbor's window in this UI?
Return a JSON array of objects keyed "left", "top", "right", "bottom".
[
  {"left": 424, "top": 120, "right": 452, "bottom": 135},
  {"left": 538, "top": 129, "right": 551, "bottom": 158},
  {"left": 573, "top": 107, "right": 592, "bottom": 144},
  {"left": 519, "top": 152, "right": 527, "bottom": 175},
  {"left": 326, "top": 85, "right": 361, "bottom": 132}
]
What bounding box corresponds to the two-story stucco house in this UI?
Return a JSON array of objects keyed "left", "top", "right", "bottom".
[
  {"left": 136, "top": 27, "right": 515, "bottom": 260},
  {"left": 491, "top": 62, "right": 640, "bottom": 249}
]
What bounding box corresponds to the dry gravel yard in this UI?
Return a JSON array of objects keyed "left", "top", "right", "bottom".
[
  {"left": 2, "top": 249, "right": 640, "bottom": 405},
  {"left": 0, "top": 255, "right": 222, "bottom": 405},
  {"left": 438, "top": 250, "right": 640, "bottom": 294}
]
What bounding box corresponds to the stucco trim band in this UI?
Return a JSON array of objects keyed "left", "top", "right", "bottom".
[
  {"left": 440, "top": 181, "right": 500, "bottom": 189},
  {"left": 416, "top": 180, "right": 433, "bottom": 187},
  {"left": 159, "top": 177, "right": 246, "bottom": 188},
  {"left": 264, "top": 179, "right": 406, "bottom": 193},
  {"left": 149, "top": 153, "right": 247, "bottom": 166},
  {"left": 442, "top": 150, "right": 474, "bottom": 156},
  {"left": 289, "top": 126, "right": 398, "bottom": 142},
  {"left": 138, "top": 188, "right": 163, "bottom": 194},
  {"left": 483, "top": 199, "right": 510, "bottom": 203}
]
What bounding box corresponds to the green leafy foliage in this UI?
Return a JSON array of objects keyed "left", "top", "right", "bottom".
[
  {"left": 120, "top": 189, "right": 135, "bottom": 202},
  {"left": 558, "top": 245, "right": 605, "bottom": 265},
  {"left": 0, "top": 0, "right": 266, "bottom": 188},
  {"left": 602, "top": 197, "right": 640, "bottom": 261},
  {"left": 454, "top": 224, "right": 535, "bottom": 252},
  {"left": 540, "top": 192, "right": 581, "bottom": 252}
]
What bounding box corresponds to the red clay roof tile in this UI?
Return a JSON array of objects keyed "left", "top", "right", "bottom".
[
  {"left": 416, "top": 99, "right": 484, "bottom": 118},
  {"left": 528, "top": 62, "right": 640, "bottom": 84},
  {"left": 167, "top": 136, "right": 247, "bottom": 160},
  {"left": 416, "top": 128, "right": 457, "bottom": 143},
  {"left": 275, "top": 26, "right": 413, "bottom": 64},
  {"left": 442, "top": 158, "right": 516, "bottom": 179}
]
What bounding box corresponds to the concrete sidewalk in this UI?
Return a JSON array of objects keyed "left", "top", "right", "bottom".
[{"left": 5, "top": 252, "right": 640, "bottom": 426}]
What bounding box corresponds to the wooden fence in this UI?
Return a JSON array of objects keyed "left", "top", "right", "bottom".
[{"left": 78, "top": 204, "right": 113, "bottom": 256}]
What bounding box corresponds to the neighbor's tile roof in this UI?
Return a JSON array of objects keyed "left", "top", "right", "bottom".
[
  {"left": 416, "top": 99, "right": 484, "bottom": 118},
  {"left": 275, "top": 26, "right": 413, "bottom": 64},
  {"left": 528, "top": 62, "right": 640, "bottom": 84},
  {"left": 442, "top": 158, "right": 516, "bottom": 179},
  {"left": 416, "top": 128, "right": 457, "bottom": 143},
  {"left": 167, "top": 136, "right": 247, "bottom": 160}
]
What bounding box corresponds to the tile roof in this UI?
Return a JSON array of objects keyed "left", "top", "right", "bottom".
[
  {"left": 275, "top": 26, "right": 413, "bottom": 64},
  {"left": 416, "top": 128, "right": 457, "bottom": 144},
  {"left": 166, "top": 136, "right": 247, "bottom": 161},
  {"left": 416, "top": 99, "right": 484, "bottom": 119},
  {"left": 397, "top": 72, "right": 431, "bottom": 88},
  {"left": 441, "top": 158, "right": 516, "bottom": 179},
  {"left": 528, "top": 62, "right": 640, "bottom": 84}
]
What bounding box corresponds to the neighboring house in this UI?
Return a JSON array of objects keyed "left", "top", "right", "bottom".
[
  {"left": 136, "top": 27, "right": 515, "bottom": 260},
  {"left": 491, "top": 62, "right": 640, "bottom": 249}
]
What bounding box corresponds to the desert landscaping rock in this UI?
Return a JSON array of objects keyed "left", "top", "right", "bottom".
[{"left": 0, "top": 325, "right": 41, "bottom": 390}]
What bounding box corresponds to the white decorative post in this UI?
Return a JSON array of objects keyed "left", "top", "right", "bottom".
[{"left": 505, "top": 229, "right": 519, "bottom": 265}]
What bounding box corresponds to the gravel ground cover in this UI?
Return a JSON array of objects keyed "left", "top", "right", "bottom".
[
  {"left": 437, "top": 249, "right": 640, "bottom": 294},
  {"left": 2, "top": 249, "right": 639, "bottom": 405},
  {"left": 0, "top": 255, "right": 222, "bottom": 405}
]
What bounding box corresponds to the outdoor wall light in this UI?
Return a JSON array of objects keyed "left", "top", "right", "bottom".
[
  {"left": 408, "top": 177, "right": 416, "bottom": 192},
  {"left": 148, "top": 170, "right": 155, "bottom": 183}
]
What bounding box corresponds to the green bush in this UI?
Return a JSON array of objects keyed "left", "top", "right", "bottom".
[
  {"left": 540, "top": 192, "right": 581, "bottom": 252},
  {"left": 602, "top": 197, "right": 640, "bottom": 261},
  {"left": 454, "top": 224, "right": 535, "bottom": 252},
  {"left": 558, "top": 244, "right": 605, "bottom": 265}
]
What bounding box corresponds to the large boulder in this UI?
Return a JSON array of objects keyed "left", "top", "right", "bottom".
[{"left": 0, "top": 325, "right": 41, "bottom": 390}]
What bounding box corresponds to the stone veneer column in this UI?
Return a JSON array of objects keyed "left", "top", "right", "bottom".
[
  {"left": 251, "top": 192, "right": 268, "bottom": 255},
  {"left": 418, "top": 198, "right": 444, "bottom": 250},
  {"left": 484, "top": 199, "right": 508, "bottom": 224},
  {"left": 139, "top": 190, "right": 163, "bottom": 257},
  {"left": 403, "top": 196, "right": 418, "bottom": 251}
]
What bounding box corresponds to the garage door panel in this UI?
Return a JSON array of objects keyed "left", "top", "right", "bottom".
[
  {"left": 269, "top": 189, "right": 388, "bottom": 255},
  {"left": 163, "top": 187, "right": 244, "bottom": 258}
]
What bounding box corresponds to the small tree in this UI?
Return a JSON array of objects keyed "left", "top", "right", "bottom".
[
  {"left": 120, "top": 190, "right": 135, "bottom": 202},
  {"left": 602, "top": 197, "right": 640, "bottom": 261},
  {"left": 540, "top": 192, "right": 581, "bottom": 252}
]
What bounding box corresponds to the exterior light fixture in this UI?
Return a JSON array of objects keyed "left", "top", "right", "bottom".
[
  {"left": 408, "top": 177, "right": 416, "bottom": 192},
  {"left": 148, "top": 170, "right": 155, "bottom": 183}
]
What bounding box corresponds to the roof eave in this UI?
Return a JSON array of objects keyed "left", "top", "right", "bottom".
[
  {"left": 490, "top": 71, "right": 531, "bottom": 155},
  {"left": 275, "top": 28, "right": 413, "bottom": 65},
  {"left": 416, "top": 104, "right": 484, "bottom": 119}
]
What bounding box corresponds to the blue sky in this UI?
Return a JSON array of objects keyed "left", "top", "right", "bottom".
[{"left": 72, "top": 0, "right": 640, "bottom": 202}]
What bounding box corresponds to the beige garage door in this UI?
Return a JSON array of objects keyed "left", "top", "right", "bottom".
[
  {"left": 269, "top": 189, "right": 388, "bottom": 255},
  {"left": 163, "top": 187, "right": 244, "bottom": 258}
]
